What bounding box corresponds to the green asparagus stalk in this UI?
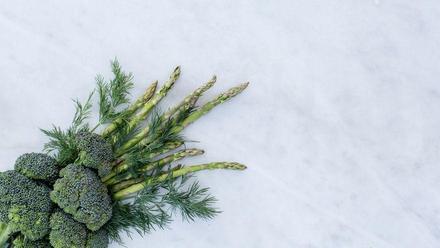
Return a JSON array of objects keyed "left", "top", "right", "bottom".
[
  {"left": 132, "top": 83, "right": 249, "bottom": 151},
  {"left": 173, "top": 82, "right": 249, "bottom": 133},
  {"left": 111, "top": 178, "right": 143, "bottom": 193},
  {"left": 107, "top": 148, "right": 204, "bottom": 187},
  {"left": 116, "top": 76, "right": 216, "bottom": 156},
  {"left": 113, "top": 162, "right": 246, "bottom": 200},
  {"left": 137, "top": 82, "right": 249, "bottom": 149},
  {"left": 121, "top": 67, "right": 181, "bottom": 137},
  {"left": 162, "top": 75, "right": 216, "bottom": 121},
  {"left": 102, "top": 81, "right": 158, "bottom": 138},
  {"left": 101, "top": 141, "right": 184, "bottom": 183},
  {"left": 138, "top": 148, "right": 204, "bottom": 173}
]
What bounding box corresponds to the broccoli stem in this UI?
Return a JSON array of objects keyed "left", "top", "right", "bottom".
[
  {"left": 101, "top": 141, "right": 184, "bottom": 183},
  {"left": 0, "top": 223, "right": 13, "bottom": 247},
  {"left": 106, "top": 148, "right": 204, "bottom": 187},
  {"left": 102, "top": 81, "right": 158, "bottom": 138},
  {"left": 112, "top": 162, "right": 246, "bottom": 200},
  {"left": 115, "top": 82, "right": 249, "bottom": 156}
]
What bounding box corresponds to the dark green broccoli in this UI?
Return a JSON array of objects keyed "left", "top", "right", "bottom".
[
  {"left": 12, "top": 235, "right": 52, "bottom": 248},
  {"left": 14, "top": 153, "right": 59, "bottom": 182},
  {"left": 49, "top": 210, "right": 109, "bottom": 248},
  {"left": 76, "top": 131, "right": 114, "bottom": 178},
  {"left": 49, "top": 211, "right": 87, "bottom": 248},
  {"left": 0, "top": 171, "right": 52, "bottom": 241},
  {"left": 86, "top": 228, "right": 109, "bottom": 248},
  {"left": 0, "top": 204, "right": 8, "bottom": 223},
  {"left": 50, "top": 164, "right": 112, "bottom": 231}
]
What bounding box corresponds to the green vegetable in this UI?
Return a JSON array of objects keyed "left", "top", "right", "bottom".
[
  {"left": 50, "top": 165, "right": 112, "bottom": 231},
  {"left": 76, "top": 131, "right": 114, "bottom": 178},
  {"left": 0, "top": 171, "right": 52, "bottom": 242},
  {"left": 12, "top": 235, "right": 51, "bottom": 248},
  {"left": 1, "top": 60, "right": 248, "bottom": 247},
  {"left": 49, "top": 211, "right": 87, "bottom": 248},
  {"left": 49, "top": 210, "right": 109, "bottom": 248},
  {"left": 14, "top": 153, "right": 59, "bottom": 182},
  {"left": 86, "top": 228, "right": 109, "bottom": 248}
]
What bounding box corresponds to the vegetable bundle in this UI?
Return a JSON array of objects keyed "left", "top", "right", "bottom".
[{"left": 0, "top": 60, "right": 248, "bottom": 247}]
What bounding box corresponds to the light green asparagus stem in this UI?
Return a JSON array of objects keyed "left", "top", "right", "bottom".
[
  {"left": 108, "top": 148, "right": 204, "bottom": 188},
  {"left": 0, "top": 223, "right": 12, "bottom": 247},
  {"left": 121, "top": 67, "right": 181, "bottom": 139},
  {"left": 139, "top": 148, "right": 204, "bottom": 172},
  {"left": 102, "top": 81, "right": 158, "bottom": 138},
  {"left": 174, "top": 82, "right": 249, "bottom": 133},
  {"left": 111, "top": 178, "right": 143, "bottom": 193},
  {"left": 113, "top": 162, "right": 246, "bottom": 200},
  {"left": 116, "top": 76, "right": 216, "bottom": 155},
  {"left": 162, "top": 75, "right": 216, "bottom": 121},
  {"left": 102, "top": 141, "right": 184, "bottom": 183}
]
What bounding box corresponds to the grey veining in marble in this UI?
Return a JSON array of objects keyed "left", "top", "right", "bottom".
[{"left": 1, "top": 1, "right": 440, "bottom": 247}]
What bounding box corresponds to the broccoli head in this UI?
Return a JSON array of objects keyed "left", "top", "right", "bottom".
[
  {"left": 14, "top": 153, "right": 59, "bottom": 182},
  {"left": 0, "top": 171, "right": 53, "bottom": 240},
  {"left": 86, "top": 228, "right": 109, "bottom": 248},
  {"left": 76, "top": 131, "right": 114, "bottom": 178},
  {"left": 12, "top": 235, "right": 52, "bottom": 248},
  {"left": 49, "top": 211, "right": 109, "bottom": 248},
  {"left": 49, "top": 211, "right": 87, "bottom": 248},
  {"left": 50, "top": 164, "right": 112, "bottom": 231}
]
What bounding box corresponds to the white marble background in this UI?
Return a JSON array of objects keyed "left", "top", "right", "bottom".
[{"left": 1, "top": 1, "right": 440, "bottom": 247}]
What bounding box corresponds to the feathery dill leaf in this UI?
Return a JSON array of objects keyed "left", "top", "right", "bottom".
[
  {"left": 41, "top": 92, "right": 93, "bottom": 165},
  {"left": 106, "top": 186, "right": 171, "bottom": 244},
  {"left": 106, "top": 175, "right": 218, "bottom": 244},
  {"left": 163, "top": 177, "right": 220, "bottom": 221},
  {"left": 97, "top": 59, "right": 134, "bottom": 125}
]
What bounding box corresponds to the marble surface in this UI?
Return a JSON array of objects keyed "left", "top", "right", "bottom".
[{"left": 1, "top": 1, "right": 440, "bottom": 247}]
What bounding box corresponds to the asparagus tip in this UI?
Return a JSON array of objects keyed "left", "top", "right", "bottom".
[
  {"left": 211, "top": 75, "right": 217, "bottom": 83},
  {"left": 187, "top": 148, "right": 205, "bottom": 156},
  {"left": 226, "top": 162, "right": 247, "bottom": 170},
  {"left": 173, "top": 66, "right": 181, "bottom": 75}
]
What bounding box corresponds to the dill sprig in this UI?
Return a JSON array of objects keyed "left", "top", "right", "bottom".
[
  {"left": 40, "top": 92, "right": 93, "bottom": 165},
  {"left": 106, "top": 175, "right": 219, "bottom": 243},
  {"left": 97, "top": 59, "right": 134, "bottom": 127}
]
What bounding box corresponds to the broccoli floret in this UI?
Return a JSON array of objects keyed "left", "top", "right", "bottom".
[
  {"left": 8, "top": 205, "right": 51, "bottom": 240},
  {"left": 49, "top": 211, "right": 109, "bottom": 248},
  {"left": 49, "top": 211, "right": 87, "bottom": 248},
  {"left": 76, "top": 131, "right": 114, "bottom": 178},
  {"left": 50, "top": 164, "right": 112, "bottom": 231},
  {"left": 12, "top": 235, "right": 52, "bottom": 248},
  {"left": 0, "top": 171, "right": 52, "bottom": 240},
  {"left": 15, "top": 153, "right": 59, "bottom": 182},
  {"left": 86, "top": 228, "right": 109, "bottom": 248},
  {"left": 0, "top": 204, "right": 8, "bottom": 223}
]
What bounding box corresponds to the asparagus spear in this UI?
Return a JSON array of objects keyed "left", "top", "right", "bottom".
[
  {"left": 113, "top": 162, "right": 246, "bottom": 200},
  {"left": 122, "top": 67, "right": 181, "bottom": 136},
  {"left": 162, "top": 75, "right": 217, "bottom": 121},
  {"left": 174, "top": 82, "right": 249, "bottom": 133},
  {"left": 107, "top": 148, "right": 204, "bottom": 187},
  {"left": 102, "top": 81, "right": 158, "bottom": 138},
  {"left": 102, "top": 140, "right": 184, "bottom": 183},
  {"left": 116, "top": 76, "right": 216, "bottom": 155},
  {"left": 117, "top": 81, "right": 249, "bottom": 157}
]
